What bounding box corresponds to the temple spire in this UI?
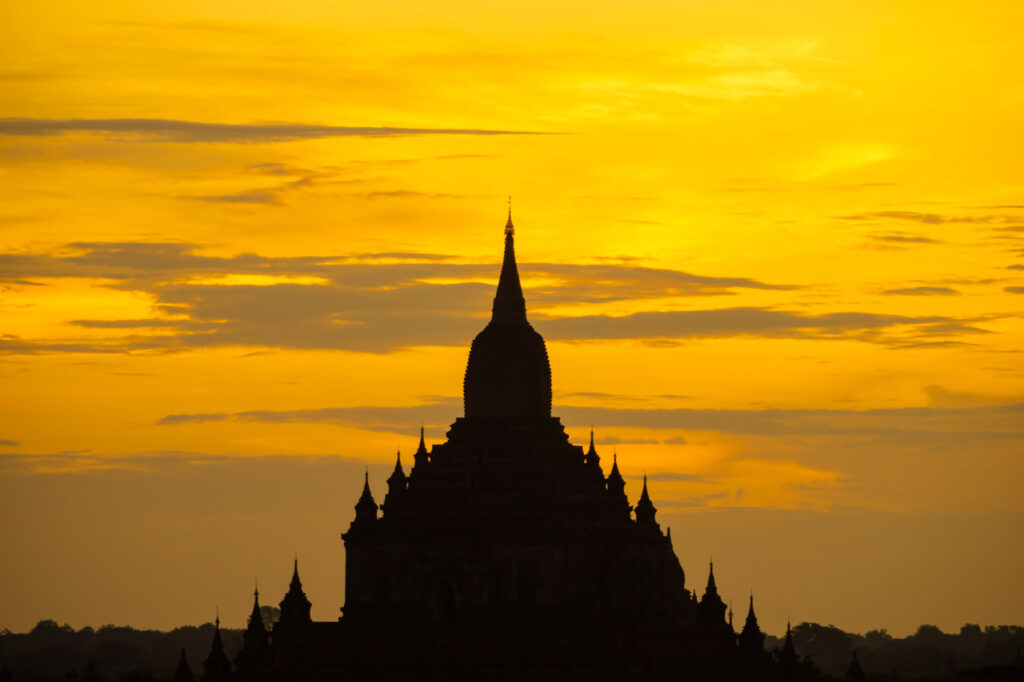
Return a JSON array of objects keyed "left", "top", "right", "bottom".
[
  {"left": 492, "top": 207, "right": 526, "bottom": 323},
  {"left": 462, "top": 213, "right": 553, "bottom": 420}
]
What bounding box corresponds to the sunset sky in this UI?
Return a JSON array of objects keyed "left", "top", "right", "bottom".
[{"left": 1, "top": 0, "right": 1023, "bottom": 638}]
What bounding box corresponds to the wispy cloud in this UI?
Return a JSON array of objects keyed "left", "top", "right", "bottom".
[
  {"left": 882, "top": 286, "right": 960, "bottom": 296},
  {"left": 189, "top": 189, "right": 284, "bottom": 205},
  {"left": 0, "top": 242, "right": 1000, "bottom": 354},
  {"left": 0, "top": 118, "right": 548, "bottom": 143},
  {"left": 351, "top": 190, "right": 474, "bottom": 200},
  {"left": 158, "top": 399, "right": 461, "bottom": 436},
  {"left": 867, "top": 231, "right": 942, "bottom": 246},
  {"left": 539, "top": 308, "right": 990, "bottom": 347},
  {"left": 156, "top": 399, "right": 1024, "bottom": 444},
  {"left": 841, "top": 210, "right": 1021, "bottom": 225},
  {"left": 632, "top": 472, "right": 715, "bottom": 483}
]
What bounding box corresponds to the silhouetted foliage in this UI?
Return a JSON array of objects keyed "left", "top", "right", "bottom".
[
  {"left": 0, "top": 622, "right": 241, "bottom": 682},
  {"left": 255, "top": 608, "right": 278, "bottom": 633},
  {"left": 764, "top": 622, "right": 1024, "bottom": 680},
  {"left": 3, "top": 617, "right": 1021, "bottom": 681}
]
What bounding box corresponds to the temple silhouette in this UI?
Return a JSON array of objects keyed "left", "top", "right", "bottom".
[{"left": 198, "top": 212, "right": 788, "bottom": 681}]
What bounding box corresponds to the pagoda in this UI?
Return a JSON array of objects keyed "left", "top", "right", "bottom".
[{"left": 229, "top": 211, "right": 750, "bottom": 680}]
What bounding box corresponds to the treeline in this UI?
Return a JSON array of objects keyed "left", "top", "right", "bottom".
[
  {"left": 764, "top": 623, "right": 1024, "bottom": 680},
  {"left": 2, "top": 619, "right": 1022, "bottom": 682},
  {"left": 0, "top": 621, "right": 240, "bottom": 682}
]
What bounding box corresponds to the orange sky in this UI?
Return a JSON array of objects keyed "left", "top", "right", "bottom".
[{"left": 1, "top": 0, "right": 1022, "bottom": 637}]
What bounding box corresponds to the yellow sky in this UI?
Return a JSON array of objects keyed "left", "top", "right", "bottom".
[{"left": 1, "top": 0, "right": 1022, "bottom": 637}]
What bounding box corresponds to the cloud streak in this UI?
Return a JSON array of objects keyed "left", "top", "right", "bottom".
[
  {"left": 0, "top": 242, "right": 1002, "bottom": 354},
  {"left": 882, "top": 286, "right": 960, "bottom": 296},
  {"left": 156, "top": 399, "right": 1024, "bottom": 444},
  {"left": 867, "top": 232, "right": 942, "bottom": 245},
  {"left": 841, "top": 210, "right": 1022, "bottom": 225},
  {"left": 539, "top": 308, "right": 990, "bottom": 347},
  {"left": 0, "top": 118, "right": 548, "bottom": 143}
]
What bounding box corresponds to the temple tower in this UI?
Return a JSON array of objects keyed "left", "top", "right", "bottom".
[{"left": 463, "top": 209, "right": 552, "bottom": 421}]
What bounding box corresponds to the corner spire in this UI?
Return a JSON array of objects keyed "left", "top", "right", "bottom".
[
  {"left": 738, "top": 592, "right": 765, "bottom": 651},
  {"left": 697, "top": 560, "right": 727, "bottom": 626},
  {"left": 352, "top": 470, "right": 379, "bottom": 526},
  {"left": 607, "top": 452, "right": 624, "bottom": 485},
  {"left": 279, "top": 558, "right": 312, "bottom": 629},
  {"left": 781, "top": 621, "right": 798, "bottom": 661},
  {"left": 203, "top": 610, "right": 231, "bottom": 682},
  {"left": 391, "top": 449, "right": 404, "bottom": 477},
  {"left": 174, "top": 649, "right": 194, "bottom": 682},
  {"left": 605, "top": 450, "right": 630, "bottom": 517},
  {"left": 845, "top": 651, "right": 866, "bottom": 682},
  {"left": 583, "top": 427, "right": 601, "bottom": 470},
  {"left": 383, "top": 450, "right": 408, "bottom": 515},
  {"left": 244, "top": 581, "right": 267, "bottom": 638},
  {"left": 412, "top": 425, "right": 429, "bottom": 473},
  {"left": 635, "top": 474, "right": 658, "bottom": 527},
  {"left": 238, "top": 582, "right": 270, "bottom": 669}
]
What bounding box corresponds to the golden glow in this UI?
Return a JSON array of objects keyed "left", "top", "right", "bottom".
[{"left": 1, "top": 0, "right": 1023, "bottom": 637}]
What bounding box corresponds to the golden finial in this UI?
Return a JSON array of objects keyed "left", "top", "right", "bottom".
[{"left": 505, "top": 196, "right": 514, "bottom": 236}]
